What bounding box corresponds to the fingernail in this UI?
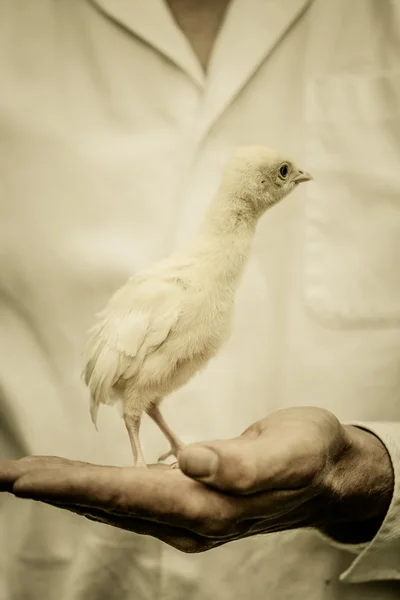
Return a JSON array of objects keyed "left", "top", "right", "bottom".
[{"left": 179, "top": 447, "right": 219, "bottom": 478}]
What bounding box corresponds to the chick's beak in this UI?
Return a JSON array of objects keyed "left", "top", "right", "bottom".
[{"left": 293, "top": 169, "right": 313, "bottom": 184}]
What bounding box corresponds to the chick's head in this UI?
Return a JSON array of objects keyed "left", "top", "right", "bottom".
[{"left": 222, "top": 146, "right": 312, "bottom": 217}]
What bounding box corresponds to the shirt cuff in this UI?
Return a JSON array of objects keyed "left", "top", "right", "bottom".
[{"left": 320, "top": 422, "right": 400, "bottom": 583}]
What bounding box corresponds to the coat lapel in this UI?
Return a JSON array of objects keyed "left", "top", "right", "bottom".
[
  {"left": 88, "top": 0, "right": 205, "bottom": 87},
  {"left": 194, "top": 0, "right": 314, "bottom": 140}
]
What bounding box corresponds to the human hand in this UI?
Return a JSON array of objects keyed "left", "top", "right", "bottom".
[{"left": 0, "top": 407, "right": 393, "bottom": 552}]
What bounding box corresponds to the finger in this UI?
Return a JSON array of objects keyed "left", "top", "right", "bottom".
[
  {"left": 11, "top": 465, "right": 240, "bottom": 535},
  {"left": 12, "top": 465, "right": 182, "bottom": 508},
  {"left": 39, "top": 498, "right": 247, "bottom": 552},
  {"left": 44, "top": 501, "right": 215, "bottom": 553},
  {"left": 67, "top": 487, "right": 314, "bottom": 529},
  {"left": 178, "top": 432, "right": 319, "bottom": 495},
  {"left": 0, "top": 456, "right": 94, "bottom": 491},
  {"left": 18, "top": 456, "right": 89, "bottom": 465},
  {"left": 89, "top": 517, "right": 210, "bottom": 553},
  {"left": 177, "top": 438, "right": 275, "bottom": 494},
  {"left": 46, "top": 496, "right": 313, "bottom": 548},
  {"left": 0, "top": 457, "right": 73, "bottom": 491}
]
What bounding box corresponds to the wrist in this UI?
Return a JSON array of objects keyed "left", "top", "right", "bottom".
[{"left": 319, "top": 425, "right": 394, "bottom": 544}]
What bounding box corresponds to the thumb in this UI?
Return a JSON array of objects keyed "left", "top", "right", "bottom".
[{"left": 178, "top": 439, "right": 271, "bottom": 495}]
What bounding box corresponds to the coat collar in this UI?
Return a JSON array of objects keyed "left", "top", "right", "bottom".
[
  {"left": 88, "top": 0, "right": 205, "bottom": 87},
  {"left": 89, "top": 0, "right": 313, "bottom": 137}
]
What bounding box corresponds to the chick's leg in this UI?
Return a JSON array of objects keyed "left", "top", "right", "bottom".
[
  {"left": 123, "top": 410, "right": 147, "bottom": 468},
  {"left": 147, "top": 405, "right": 185, "bottom": 463}
]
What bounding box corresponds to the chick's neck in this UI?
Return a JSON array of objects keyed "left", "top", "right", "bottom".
[{"left": 189, "top": 189, "right": 259, "bottom": 284}]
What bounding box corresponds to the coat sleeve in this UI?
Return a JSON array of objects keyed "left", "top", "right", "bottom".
[{"left": 318, "top": 422, "right": 400, "bottom": 583}]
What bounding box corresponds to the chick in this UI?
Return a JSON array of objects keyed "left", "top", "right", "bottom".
[{"left": 83, "top": 146, "right": 312, "bottom": 467}]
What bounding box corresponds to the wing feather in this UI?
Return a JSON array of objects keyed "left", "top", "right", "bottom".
[{"left": 83, "top": 277, "right": 182, "bottom": 426}]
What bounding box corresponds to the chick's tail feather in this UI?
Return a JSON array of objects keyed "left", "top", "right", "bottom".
[
  {"left": 90, "top": 396, "right": 99, "bottom": 431},
  {"left": 83, "top": 338, "right": 122, "bottom": 429}
]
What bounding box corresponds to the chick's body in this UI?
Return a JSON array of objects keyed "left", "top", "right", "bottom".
[
  {"left": 95, "top": 251, "right": 237, "bottom": 406},
  {"left": 83, "top": 146, "right": 312, "bottom": 466}
]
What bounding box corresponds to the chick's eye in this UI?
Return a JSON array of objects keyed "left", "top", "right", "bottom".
[{"left": 279, "top": 164, "right": 289, "bottom": 178}]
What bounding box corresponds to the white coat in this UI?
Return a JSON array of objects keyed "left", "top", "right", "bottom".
[{"left": 0, "top": 1, "right": 399, "bottom": 598}]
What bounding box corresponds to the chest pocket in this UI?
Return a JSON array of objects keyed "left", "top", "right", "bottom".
[{"left": 303, "top": 71, "right": 400, "bottom": 327}]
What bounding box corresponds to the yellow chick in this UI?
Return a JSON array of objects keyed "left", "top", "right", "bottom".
[{"left": 83, "top": 146, "right": 312, "bottom": 466}]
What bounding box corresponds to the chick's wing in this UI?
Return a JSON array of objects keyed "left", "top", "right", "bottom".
[{"left": 83, "top": 275, "right": 183, "bottom": 423}]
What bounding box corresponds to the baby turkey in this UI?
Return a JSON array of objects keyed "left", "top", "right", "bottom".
[{"left": 83, "top": 146, "right": 312, "bottom": 467}]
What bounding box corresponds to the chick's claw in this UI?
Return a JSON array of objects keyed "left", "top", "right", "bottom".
[
  {"left": 157, "top": 443, "right": 184, "bottom": 465},
  {"left": 158, "top": 449, "right": 175, "bottom": 463}
]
